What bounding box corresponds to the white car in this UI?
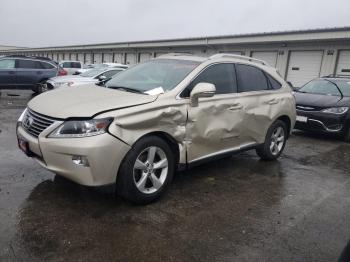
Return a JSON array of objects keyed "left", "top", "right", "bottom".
[
  {"left": 59, "top": 61, "right": 83, "bottom": 75},
  {"left": 75, "top": 63, "right": 128, "bottom": 75},
  {"left": 46, "top": 68, "right": 124, "bottom": 89}
]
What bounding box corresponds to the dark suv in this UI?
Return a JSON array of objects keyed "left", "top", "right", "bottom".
[{"left": 0, "top": 55, "right": 67, "bottom": 93}]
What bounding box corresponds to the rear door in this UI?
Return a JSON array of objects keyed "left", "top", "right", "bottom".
[
  {"left": 235, "top": 64, "right": 283, "bottom": 144},
  {"left": 0, "top": 59, "right": 17, "bottom": 87}
]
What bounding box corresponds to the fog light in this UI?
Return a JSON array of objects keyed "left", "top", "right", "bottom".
[{"left": 72, "top": 155, "right": 89, "bottom": 167}]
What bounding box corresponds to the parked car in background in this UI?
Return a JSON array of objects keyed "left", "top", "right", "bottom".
[
  {"left": 16, "top": 54, "right": 295, "bottom": 204},
  {"left": 0, "top": 55, "right": 67, "bottom": 93},
  {"left": 46, "top": 67, "right": 124, "bottom": 89},
  {"left": 74, "top": 63, "right": 128, "bottom": 75},
  {"left": 59, "top": 60, "right": 83, "bottom": 75},
  {"left": 294, "top": 75, "right": 350, "bottom": 141}
]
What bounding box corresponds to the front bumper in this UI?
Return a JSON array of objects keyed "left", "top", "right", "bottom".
[
  {"left": 17, "top": 123, "right": 131, "bottom": 186},
  {"left": 295, "top": 109, "right": 347, "bottom": 134}
]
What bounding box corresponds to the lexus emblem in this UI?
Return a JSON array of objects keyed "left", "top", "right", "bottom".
[{"left": 23, "top": 115, "right": 34, "bottom": 128}]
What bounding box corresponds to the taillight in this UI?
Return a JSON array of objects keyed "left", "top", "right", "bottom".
[{"left": 58, "top": 69, "right": 67, "bottom": 76}]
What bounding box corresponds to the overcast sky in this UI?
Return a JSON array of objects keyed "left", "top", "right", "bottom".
[{"left": 1, "top": 0, "right": 349, "bottom": 48}]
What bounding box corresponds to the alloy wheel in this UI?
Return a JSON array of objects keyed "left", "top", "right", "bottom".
[
  {"left": 270, "top": 126, "right": 285, "bottom": 155},
  {"left": 133, "top": 146, "right": 168, "bottom": 194}
]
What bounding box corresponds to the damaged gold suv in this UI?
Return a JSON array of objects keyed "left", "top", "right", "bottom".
[{"left": 17, "top": 53, "right": 296, "bottom": 204}]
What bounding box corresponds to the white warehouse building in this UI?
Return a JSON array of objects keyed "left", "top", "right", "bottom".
[{"left": 1, "top": 27, "right": 350, "bottom": 87}]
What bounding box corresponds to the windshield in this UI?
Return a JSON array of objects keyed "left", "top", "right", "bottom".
[
  {"left": 106, "top": 59, "right": 200, "bottom": 93},
  {"left": 298, "top": 79, "right": 342, "bottom": 96},
  {"left": 80, "top": 68, "right": 106, "bottom": 77},
  {"left": 332, "top": 80, "right": 350, "bottom": 97}
]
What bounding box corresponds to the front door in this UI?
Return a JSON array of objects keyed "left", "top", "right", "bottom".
[
  {"left": 0, "top": 59, "right": 17, "bottom": 87},
  {"left": 184, "top": 63, "right": 245, "bottom": 163}
]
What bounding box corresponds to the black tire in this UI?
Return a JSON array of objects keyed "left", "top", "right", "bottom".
[
  {"left": 116, "top": 136, "right": 175, "bottom": 204},
  {"left": 256, "top": 120, "right": 288, "bottom": 161},
  {"left": 36, "top": 81, "right": 48, "bottom": 94},
  {"left": 342, "top": 126, "right": 350, "bottom": 142}
]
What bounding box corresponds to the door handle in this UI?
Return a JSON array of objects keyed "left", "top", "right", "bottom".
[
  {"left": 267, "top": 99, "right": 279, "bottom": 105},
  {"left": 8, "top": 71, "right": 15, "bottom": 75},
  {"left": 228, "top": 103, "right": 243, "bottom": 111},
  {"left": 37, "top": 71, "right": 43, "bottom": 75}
]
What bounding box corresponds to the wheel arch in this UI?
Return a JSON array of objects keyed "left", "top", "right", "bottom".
[
  {"left": 136, "top": 131, "right": 180, "bottom": 167},
  {"left": 276, "top": 115, "right": 292, "bottom": 137}
]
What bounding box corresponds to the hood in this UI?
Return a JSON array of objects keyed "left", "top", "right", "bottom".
[
  {"left": 48, "top": 75, "right": 94, "bottom": 83},
  {"left": 28, "top": 84, "right": 157, "bottom": 119},
  {"left": 294, "top": 91, "right": 343, "bottom": 108}
]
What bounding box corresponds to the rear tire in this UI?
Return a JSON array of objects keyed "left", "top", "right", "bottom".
[
  {"left": 116, "top": 136, "right": 175, "bottom": 204},
  {"left": 256, "top": 120, "right": 287, "bottom": 161}
]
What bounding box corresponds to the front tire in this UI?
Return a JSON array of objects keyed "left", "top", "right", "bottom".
[
  {"left": 256, "top": 120, "right": 287, "bottom": 161},
  {"left": 116, "top": 136, "right": 175, "bottom": 204},
  {"left": 342, "top": 126, "right": 350, "bottom": 142}
]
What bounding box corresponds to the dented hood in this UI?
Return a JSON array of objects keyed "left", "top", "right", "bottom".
[{"left": 28, "top": 84, "right": 157, "bottom": 119}]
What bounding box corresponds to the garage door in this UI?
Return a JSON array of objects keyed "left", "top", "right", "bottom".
[
  {"left": 155, "top": 52, "right": 168, "bottom": 57},
  {"left": 336, "top": 50, "right": 350, "bottom": 75},
  {"left": 85, "top": 54, "right": 92, "bottom": 64},
  {"left": 252, "top": 51, "right": 278, "bottom": 67},
  {"left": 125, "top": 53, "right": 136, "bottom": 65},
  {"left": 103, "top": 53, "right": 113, "bottom": 62},
  {"left": 139, "top": 53, "right": 152, "bottom": 63},
  {"left": 286, "top": 51, "right": 323, "bottom": 88},
  {"left": 77, "top": 53, "right": 84, "bottom": 63},
  {"left": 93, "top": 53, "right": 102, "bottom": 63},
  {"left": 113, "top": 53, "right": 123, "bottom": 63},
  {"left": 59, "top": 53, "right": 65, "bottom": 61}
]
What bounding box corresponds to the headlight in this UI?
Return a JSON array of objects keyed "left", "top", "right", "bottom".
[
  {"left": 18, "top": 108, "right": 28, "bottom": 122},
  {"left": 322, "top": 107, "right": 349, "bottom": 114},
  {"left": 49, "top": 118, "right": 113, "bottom": 138}
]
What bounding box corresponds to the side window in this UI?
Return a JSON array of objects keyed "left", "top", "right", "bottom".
[
  {"left": 182, "top": 63, "right": 237, "bottom": 97},
  {"left": 62, "top": 62, "right": 71, "bottom": 68},
  {"left": 71, "top": 62, "right": 81, "bottom": 68},
  {"left": 266, "top": 74, "right": 282, "bottom": 90},
  {"left": 17, "top": 59, "right": 38, "bottom": 69},
  {"left": 102, "top": 70, "right": 121, "bottom": 78},
  {"left": 0, "top": 59, "right": 15, "bottom": 69},
  {"left": 40, "top": 61, "right": 55, "bottom": 69},
  {"left": 236, "top": 64, "right": 269, "bottom": 92}
]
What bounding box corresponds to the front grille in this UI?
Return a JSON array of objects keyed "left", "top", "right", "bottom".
[{"left": 22, "top": 109, "right": 55, "bottom": 137}]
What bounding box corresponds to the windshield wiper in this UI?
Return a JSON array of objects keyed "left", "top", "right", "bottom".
[{"left": 107, "top": 86, "right": 147, "bottom": 95}]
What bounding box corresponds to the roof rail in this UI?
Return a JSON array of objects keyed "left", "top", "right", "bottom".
[
  {"left": 322, "top": 74, "right": 350, "bottom": 78},
  {"left": 4, "top": 54, "right": 54, "bottom": 61},
  {"left": 210, "top": 53, "right": 268, "bottom": 66}
]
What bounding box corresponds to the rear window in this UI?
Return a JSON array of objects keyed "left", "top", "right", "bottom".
[
  {"left": 266, "top": 74, "right": 282, "bottom": 90},
  {"left": 236, "top": 64, "right": 269, "bottom": 92},
  {"left": 71, "top": 62, "right": 81, "bottom": 68}
]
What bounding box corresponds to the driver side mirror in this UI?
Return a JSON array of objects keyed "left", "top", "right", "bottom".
[
  {"left": 190, "top": 83, "right": 216, "bottom": 107},
  {"left": 98, "top": 75, "right": 107, "bottom": 81}
]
